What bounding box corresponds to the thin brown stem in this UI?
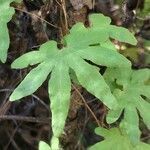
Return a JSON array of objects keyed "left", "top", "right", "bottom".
[
  {"left": 14, "top": 7, "right": 59, "bottom": 29},
  {"left": 61, "top": 0, "right": 69, "bottom": 34},
  {"left": 72, "top": 84, "right": 101, "bottom": 127}
]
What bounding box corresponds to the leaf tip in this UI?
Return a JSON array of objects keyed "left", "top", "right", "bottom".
[
  {"left": 9, "top": 95, "right": 16, "bottom": 102},
  {"left": 9, "top": 91, "right": 21, "bottom": 102},
  {"left": 130, "top": 36, "right": 138, "bottom": 46},
  {"left": 106, "top": 116, "right": 117, "bottom": 124},
  {"left": 0, "top": 56, "right": 7, "bottom": 63}
]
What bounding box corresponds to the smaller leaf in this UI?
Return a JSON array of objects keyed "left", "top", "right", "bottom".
[
  {"left": 89, "top": 127, "right": 150, "bottom": 150},
  {"left": 105, "top": 69, "right": 150, "bottom": 144}
]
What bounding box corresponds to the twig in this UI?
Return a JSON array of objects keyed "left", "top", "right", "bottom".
[
  {"left": 5, "top": 130, "right": 21, "bottom": 150},
  {"left": 0, "top": 101, "right": 11, "bottom": 116},
  {"left": 92, "top": 0, "right": 95, "bottom": 9},
  {"left": 0, "top": 115, "right": 50, "bottom": 124},
  {"left": 61, "top": 0, "right": 69, "bottom": 33},
  {"left": 14, "top": 7, "right": 59, "bottom": 29},
  {"left": 0, "top": 89, "right": 49, "bottom": 112},
  {"left": 4, "top": 123, "right": 22, "bottom": 150},
  {"left": 32, "top": 94, "right": 49, "bottom": 111}
]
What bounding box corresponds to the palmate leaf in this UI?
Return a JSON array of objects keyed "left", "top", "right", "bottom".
[
  {"left": 105, "top": 68, "right": 150, "bottom": 144},
  {"left": 89, "top": 127, "right": 150, "bottom": 150},
  {"left": 10, "top": 13, "right": 136, "bottom": 149},
  {"left": 0, "top": 0, "right": 19, "bottom": 63}
]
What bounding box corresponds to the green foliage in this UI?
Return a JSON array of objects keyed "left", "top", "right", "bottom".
[
  {"left": 9, "top": 13, "right": 137, "bottom": 149},
  {"left": 105, "top": 68, "right": 150, "bottom": 144},
  {"left": 0, "top": 0, "right": 149, "bottom": 148},
  {"left": 89, "top": 127, "right": 150, "bottom": 150},
  {"left": 0, "top": 0, "right": 18, "bottom": 63}
]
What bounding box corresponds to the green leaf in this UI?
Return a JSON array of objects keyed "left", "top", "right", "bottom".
[
  {"left": 105, "top": 69, "right": 150, "bottom": 144},
  {"left": 10, "top": 13, "right": 137, "bottom": 149},
  {"left": 0, "top": 0, "right": 19, "bottom": 63},
  {"left": 89, "top": 127, "right": 150, "bottom": 150},
  {"left": 39, "top": 141, "right": 51, "bottom": 150}
]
